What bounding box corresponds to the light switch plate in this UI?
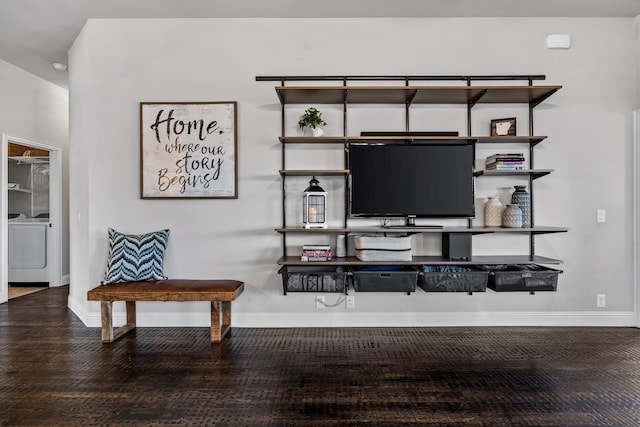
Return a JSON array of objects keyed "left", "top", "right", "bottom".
[{"left": 546, "top": 34, "right": 571, "bottom": 49}]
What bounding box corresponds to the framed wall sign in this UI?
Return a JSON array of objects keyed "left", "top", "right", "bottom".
[{"left": 140, "top": 102, "right": 238, "bottom": 199}]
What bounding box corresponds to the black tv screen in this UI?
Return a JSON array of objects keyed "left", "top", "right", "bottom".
[{"left": 349, "top": 143, "right": 475, "bottom": 218}]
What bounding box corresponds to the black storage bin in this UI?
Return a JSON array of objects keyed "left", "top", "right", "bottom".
[
  {"left": 481, "top": 264, "right": 562, "bottom": 292},
  {"left": 279, "top": 266, "right": 348, "bottom": 293},
  {"left": 418, "top": 265, "right": 489, "bottom": 292},
  {"left": 352, "top": 266, "right": 417, "bottom": 293}
]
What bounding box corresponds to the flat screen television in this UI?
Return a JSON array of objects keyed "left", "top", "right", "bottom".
[{"left": 348, "top": 143, "right": 475, "bottom": 220}]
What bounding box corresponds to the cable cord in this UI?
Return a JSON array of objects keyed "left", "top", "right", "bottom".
[{"left": 318, "top": 295, "right": 346, "bottom": 308}]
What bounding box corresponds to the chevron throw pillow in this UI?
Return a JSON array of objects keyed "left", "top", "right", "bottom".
[{"left": 102, "top": 228, "right": 170, "bottom": 284}]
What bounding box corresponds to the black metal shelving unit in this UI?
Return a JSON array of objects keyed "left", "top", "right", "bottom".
[{"left": 257, "top": 75, "right": 567, "bottom": 294}]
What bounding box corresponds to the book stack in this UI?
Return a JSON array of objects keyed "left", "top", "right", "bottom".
[
  {"left": 301, "top": 245, "right": 333, "bottom": 262},
  {"left": 485, "top": 153, "right": 525, "bottom": 171}
]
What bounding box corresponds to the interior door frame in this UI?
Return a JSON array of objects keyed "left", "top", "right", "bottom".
[
  {"left": 632, "top": 110, "right": 640, "bottom": 328},
  {"left": 1, "top": 134, "right": 63, "bottom": 304},
  {"left": 634, "top": 111, "right": 640, "bottom": 328}
]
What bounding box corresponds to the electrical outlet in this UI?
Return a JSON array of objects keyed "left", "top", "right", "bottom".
[
  {"left": 346, "top": 295, "right": 355, "bottom": 309},
  {"left": 596, "top": 294, "right": 606, "bottom": 308},
  {"left": 597, "top": 209, "right": 606, "bottom": 223},
  {"left": 315, "top": 295, "right": 325, "bottom": 309}
]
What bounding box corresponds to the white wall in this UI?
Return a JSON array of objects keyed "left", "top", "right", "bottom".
[
  {"left": 0, "top": 59, "right": 70, "bottom": 280},
  {"left": 636, "top": 16, "right": 640, "bottom": 109},
  {"left": 69, "top": 18, "right": 637, "bottom": 327}
]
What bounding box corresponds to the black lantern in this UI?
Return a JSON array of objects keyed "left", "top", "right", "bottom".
[{"left": 302, "top": 176, "right": 327, "bottom": 229}]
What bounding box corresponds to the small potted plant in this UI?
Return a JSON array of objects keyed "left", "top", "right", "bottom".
[{"left": 298, "top": 107, "right": 327, "bottom": 137}]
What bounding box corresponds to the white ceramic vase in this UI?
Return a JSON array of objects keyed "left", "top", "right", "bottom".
[
  {"left": 484, "top": 197, "right": 503, "bottom": 227},
  {"left": 502, "top": 203, "right": 523, "bottom": 228}
]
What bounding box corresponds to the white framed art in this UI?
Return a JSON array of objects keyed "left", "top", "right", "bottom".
[{"left": 140, "top": 101, "right": 237, "bottom": 199}]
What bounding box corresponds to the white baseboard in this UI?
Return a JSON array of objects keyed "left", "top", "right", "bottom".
[
  {"left": 68, "top": 294, "right": 90, "bottom": 325},
  {"left": 233, "top": 311, "right": 636, "bottom": 328},
  {"left": 50, "top": 274, "right": 70, "bottom": 287},
  {"left": 69, "top": 297, "right": 636, "bottom": 329}
]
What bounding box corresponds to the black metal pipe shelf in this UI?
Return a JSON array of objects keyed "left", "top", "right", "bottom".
[{"left": 256, "top": 75, "right": 547, "bottom": 82}]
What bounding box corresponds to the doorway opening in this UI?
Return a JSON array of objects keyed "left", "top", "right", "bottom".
[{"left": 1, "top": 134, "right": 63, "bottom": 304}]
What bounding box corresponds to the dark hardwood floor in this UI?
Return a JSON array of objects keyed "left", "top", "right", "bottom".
[{"left": 1, "top": 287, "right": 640, "bottom": 426}]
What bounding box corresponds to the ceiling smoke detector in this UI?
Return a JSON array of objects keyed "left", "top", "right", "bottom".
[{"left": 52, "top": 62, "right": 67, "bottom": 71}]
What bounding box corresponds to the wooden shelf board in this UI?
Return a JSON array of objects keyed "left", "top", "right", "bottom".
[
  {"left": 470, "top": 226, "right": 568, "bottom": 234},
  {"left": 276, "top": 226, "right": 567, "bottom": 234},
  {"left": 475, "top": 169, "right": 553, "bottom": 179},
  {"left": 279, "top": 136, "right": 475, "bottom": 144},
  {"left": 276, "top": 227, "right": 349, "bottom": 233},
  {"left": 279, "top": 169, "right": 553, "bottom": 179},
  {"left": 279, "top": 135, "right": 548, "bottom": 145},
  {"left": 275, "top": 85, "right": 562, "bottom": 105},
  {"left": 475, "top": 86, "right": 561, "bottom": 104},
  {"left": 279, "top": 136, "right": 348, "bottom": 144},
  {"left": 465, "top": 255, "right": 563, "bottom": 265},
  {"left": 475, "top": 136, "right": 547, "bottom": 145},
  {"left": 277, "top": 255, "right": 562, "bottom": 266},
  {"left": 280, "top": 169, "right": 349, "bottom": 176}
]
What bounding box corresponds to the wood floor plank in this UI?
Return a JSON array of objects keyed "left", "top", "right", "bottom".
[
  {"left": 8, "top": 286, "right": 47, "bottom": 299},
  {"left": 1, "top": 286, "right": 639, "bottom": 426}
]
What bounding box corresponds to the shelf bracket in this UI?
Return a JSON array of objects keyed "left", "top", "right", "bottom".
[
  {"left": 406, "top": 89, "right": 418, "bottom": 106},
  {"left": 405, "top": 89, "right": 418, "bottom": 132},
  {"left": 468, "top": 89, "right": 488, "bottom": 108},
  {"left": 530, "top": 88, "right": 559, "bottom": 108}
]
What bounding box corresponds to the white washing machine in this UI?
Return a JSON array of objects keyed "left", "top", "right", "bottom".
[{"left": 8, "top": 219, "right": 49, "bottom": 283}]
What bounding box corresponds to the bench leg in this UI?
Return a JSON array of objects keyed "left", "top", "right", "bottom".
[
  {"left": 211, "top": 300, "right": 232, "bottom": 343},
  {"left": 100, "top": 301, "right": 137, "bottom": 343}
]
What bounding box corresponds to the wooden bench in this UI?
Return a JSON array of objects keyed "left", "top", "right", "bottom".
[{"left": 87, "top": 279, "right": 244, "bottom": 343}]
